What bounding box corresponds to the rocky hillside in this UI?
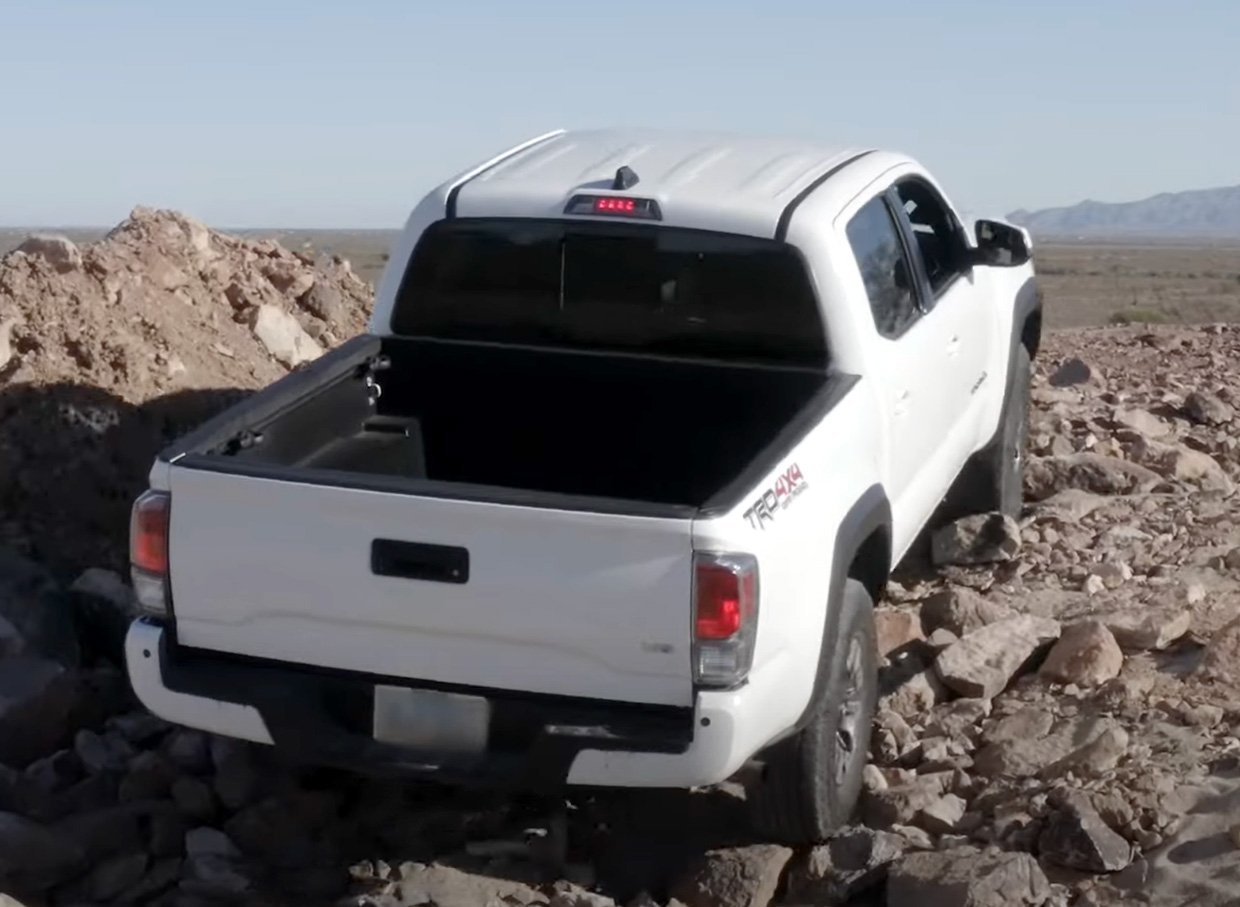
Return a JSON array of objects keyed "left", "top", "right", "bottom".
[{"left": 4, "top": 210, "right": 1240, "bottom": 907}]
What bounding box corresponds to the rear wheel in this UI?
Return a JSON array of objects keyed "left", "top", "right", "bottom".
[{"left": 746, "top": 579, "right": 877, "bottom": 845}]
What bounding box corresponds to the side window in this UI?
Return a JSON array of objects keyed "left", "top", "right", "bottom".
[
  {"left": 895, "top": 178, "right": 968, "bottom": 297},
  {"left": 845, "top": 195, "right": 919, "bottom": 339}
]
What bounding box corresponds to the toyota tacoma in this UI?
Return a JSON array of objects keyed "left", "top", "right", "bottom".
[{"left": 124, "top": 128, "right": 1041, "bottom": 843}]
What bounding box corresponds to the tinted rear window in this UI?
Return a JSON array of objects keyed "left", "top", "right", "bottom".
[{"left": 390, "top": 219, "right": 827, "bottom": 367}]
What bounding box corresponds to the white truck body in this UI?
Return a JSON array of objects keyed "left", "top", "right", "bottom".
[{"left": 125, "top": 128, "right": 1040, "bottom": 824}]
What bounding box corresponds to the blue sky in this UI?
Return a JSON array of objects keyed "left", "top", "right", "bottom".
[{"left": 4, "top": 0, "right": 1237, "bottom": 228}]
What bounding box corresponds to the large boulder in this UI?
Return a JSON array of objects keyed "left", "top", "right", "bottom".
[
  {"left": 0, "top": 547, "right": 80, "bottom": 666},
  {"left": 1024, "top": 453, "right": 1162, "bottom": 500},
  {"left": 784, "top": 827, "right": 905, "bottom": 905},
  {"left": 0, "top": 658, "right": 89, "bottom": 768},
  {"left": 974, "top": 711, "right": 1128, "bottom": 780},
  {"left": 181, "top": 826, "right": 252, "bottom": 900},
  {"left": 886, "top": 846, "right": 1051, "bottom": 906},
  {"left": 875, "top": 609, "right": 924, "bottom": 659},
  {"left": 669, "top": 845, "right": 793, "bottom": 907},
  {"left": 0, "top": 318, "right": 16, "bottom": 370},
  {"left": 68, "top": 568, "right": 138, "bottom": 664},
  {"left": 1125, "top": 437, "right": 1233, "bottom": 493},
  {"left": 1103, "top": 608, "right": 1191, "bottom": 652},
  {"left": 1038, "top": 620, "right": 1123, "bottom": 686},
  {"left": 249, "top": 304, "right": 323, "bottom": 368},
  {"left": 921, "top": 588, "right": 1015, "bottom": 637},
  {"left": 934, "top": 615, "right": 1061, "bottom": 699},
  {"left": 931, "top": 514, "right": 1021, "bottom": 566},
  {"left": 1038, "top": 791, "right": 1133, "bottom": 873},
  {"left": 14, "top": 234, "right": 82, "bottom": 273},
  {"left": 0, "top": 811, "right": 88, "bottom": 893},
  {"left": 1201, "top": 615, "right": 1240, "bottom": 681},
  {"left": 299, "top": 281, "right": 348, "bottom": 324},
  {"left": 1112, "top": 406, "right": 1169, "bottom": 439},
  {"left": 1183, "top": 390, "right": 1233, "bottom": 426},
  {"left": 398, "top": 862, "right": 548, "bottom": 907}
]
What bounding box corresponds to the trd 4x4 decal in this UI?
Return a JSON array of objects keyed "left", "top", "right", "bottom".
[{"left": 743, "top": 463, "right": 809, "bottom": 530}]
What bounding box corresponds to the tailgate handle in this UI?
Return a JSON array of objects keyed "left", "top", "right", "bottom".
[{"left": 371, "top": 539, "right": 469, "bottom": 585}]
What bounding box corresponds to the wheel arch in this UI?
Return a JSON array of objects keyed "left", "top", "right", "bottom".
[
  {"left": 985, "top": 274, "right": 1041, "bottom": 452},
  {"left": 1016, "top": 276, "right": 1043, "bottom": 361},
  {"left": 791, "top": 484, "right": 892, "bottom": 733}
]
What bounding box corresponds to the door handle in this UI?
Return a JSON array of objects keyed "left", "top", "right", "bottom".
[{"left": 372, "top": 538, "right": 470, "bottom": 584}]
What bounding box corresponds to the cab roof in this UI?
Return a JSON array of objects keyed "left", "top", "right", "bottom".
[{"left": 446, "top": 128, "right": 882, "bottom": 240}]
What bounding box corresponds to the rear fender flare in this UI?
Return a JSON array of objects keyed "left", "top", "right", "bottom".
[{"left": 792, "top": 484, "right": 891, "bottom": 733}]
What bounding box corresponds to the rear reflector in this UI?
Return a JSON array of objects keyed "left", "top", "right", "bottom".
[
  {"left": 131, "top": 569, "right": 170, "bottom": 617},
  {"left": 130, "top": 490, "right": 171, "bottom": 617},
  {"left": 693, "top": 552, "right": 759, "bottom": 688}
]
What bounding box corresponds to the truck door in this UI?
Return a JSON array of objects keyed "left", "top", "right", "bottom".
[
  {"left": 841, "top": 191, "right": 956, "bottom": 545},
  {"left": 889, "top": 176, "right": 992, "bottom": 457}
]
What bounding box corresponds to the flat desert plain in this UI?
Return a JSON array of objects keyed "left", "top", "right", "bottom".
[{"left": 4, "top": 228, "right": 1238, "bottom": 330}]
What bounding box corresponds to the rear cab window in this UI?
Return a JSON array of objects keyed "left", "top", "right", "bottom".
[{"left": 390, "top": 219, "right": 829, "bottom": 369}]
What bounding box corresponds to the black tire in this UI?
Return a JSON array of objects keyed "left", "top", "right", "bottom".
[
  {"left": 948, "top": 343, "right": 1032, "bottom": 519},
  {"left": 747, "top": 579, "right": 878, "bottom": 845}
]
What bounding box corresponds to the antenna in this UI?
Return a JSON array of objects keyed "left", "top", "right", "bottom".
[{"left": 612, "top": 166, "right": 639, "bottom": 190}]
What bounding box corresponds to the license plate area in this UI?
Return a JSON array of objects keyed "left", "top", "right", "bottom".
[{"left": 372, "top": 686, "right": 491, "bottom": 754}]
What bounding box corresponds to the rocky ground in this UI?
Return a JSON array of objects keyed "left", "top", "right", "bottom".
[{"left": 4, "top": 215, "right": 1240, "bottom": 906}]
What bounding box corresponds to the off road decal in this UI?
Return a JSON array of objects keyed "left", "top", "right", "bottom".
[{"left": 743, "top": 463, "right": 809, "bottom": 530}]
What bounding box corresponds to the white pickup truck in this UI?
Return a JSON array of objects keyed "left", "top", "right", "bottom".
[{"left": 124, "top": 128, "right": 1040, "bottom": 844}]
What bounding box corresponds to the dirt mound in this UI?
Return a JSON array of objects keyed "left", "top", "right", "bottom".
[
  {"left": 0, "top": 207, "right": 372, "bottom": 397},
  {"left": 0, "top": 208, "right": 375, "bottom": 573}
]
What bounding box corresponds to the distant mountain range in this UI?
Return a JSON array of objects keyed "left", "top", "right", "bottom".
[{"left": 1008, "top": 184, "right": 1240, "bottom": 239}]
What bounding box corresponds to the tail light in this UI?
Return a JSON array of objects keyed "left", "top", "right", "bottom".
[
  {"left": 693, "top": 552, "right": 759, "bottom": 688},
  {"left": 130, "top": 489, "right": 171, "bottom": 617}
]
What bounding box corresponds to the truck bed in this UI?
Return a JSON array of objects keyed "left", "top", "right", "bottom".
[
  {"left": 174, "top": 335, "right": 837, "bottom": 513},
  {"left": 157, "top": 335, "right": 847, "bottom": 706}
]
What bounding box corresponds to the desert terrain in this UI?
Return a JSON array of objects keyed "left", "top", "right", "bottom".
[
  {"left": 6, "top": 229, "right": 1240, "bottom": 331},
  {"left": 3, "top": 212, "right": 1240, "bottom": 907},
  {"left": 1032, "top": 240, "right": 1240, "bottom": 329}
]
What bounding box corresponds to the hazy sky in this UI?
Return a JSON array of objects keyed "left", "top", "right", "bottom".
[{"left": 4, "top": 0, "right": 1237, "bottom": 228}]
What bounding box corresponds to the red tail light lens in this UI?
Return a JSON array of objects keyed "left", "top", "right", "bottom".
[
  {"left": 693, "top": 553, "right": 759, "bottom": 688},
  {"left": 131, "top": 490, "right": 170, "bottom": 575},
  {"left": 695, "top": 560, "right": 755, "bottom": 640}
]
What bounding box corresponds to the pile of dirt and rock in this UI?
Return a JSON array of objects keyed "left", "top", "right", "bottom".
[
  {"left": 8, "top": 210, "right": 1240, "bottom": 907},
  {"left": 0, "top": 208, "right": 371, "bottom": 392},
  {"left": 0, "top": 208, "right": 373, "bottom": 575}
]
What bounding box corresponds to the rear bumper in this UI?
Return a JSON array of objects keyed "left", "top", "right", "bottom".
[{"left": 125, "top": 619, "right": 770, "bottom": 790}]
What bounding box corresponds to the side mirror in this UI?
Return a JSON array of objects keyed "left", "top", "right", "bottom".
[{"left": 969, "top": 219, "right": 1032, "bottom": 268}]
